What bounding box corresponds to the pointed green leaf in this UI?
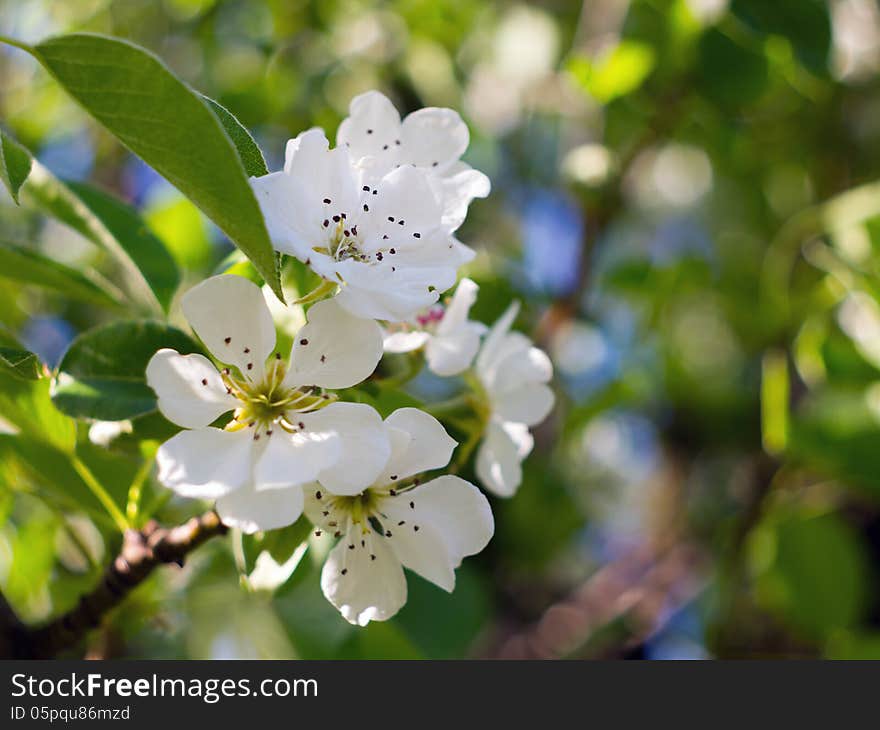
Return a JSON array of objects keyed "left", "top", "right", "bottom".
[
  {"left": 65, "top": 182, "right": 180, "bottom": 311},
  {"left": 52, "top": 320, "right": 204, "bottom": 421},
  {"left": 0, "top": 238, "right": 124, "bottom": 308},
  {"left": 13, "top": 33, "right": 282, "bottom": 300},
  {"left": 203, "top": 96, "right": 269, "bottom": 178},
  {"left": 0, "top": 128, "right": 32, "bottom": 204},
  {"left": 0, "top": 347, "right": 43, "bottom": 381}
]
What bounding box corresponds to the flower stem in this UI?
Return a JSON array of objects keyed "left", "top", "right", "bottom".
[
  {"left": 293, "top": 279, "right": 337, "bottom": 305},
  {"left": 70, "top": 456, "right": 129, "bottom": 532},
  {"left": 125, "top": 456, "right": 155, "bottom": 527},
  {"left": 424, "top": 394, "right": 471, "bottom": 416}
]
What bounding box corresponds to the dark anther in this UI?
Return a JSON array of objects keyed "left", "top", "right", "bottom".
[
  {"left": 334, "top": 531, "right": 342, "bottom": 538},
  {"left": 298, "top": 422, "right": 305, "bottom": 429},
  {"left": 201, "top": 378, "right": 208, "bottom": 385},
  {"left": 316, "top": 490, "right": 322, "bottom": 499},
  {"left": 363, "top": 185, "right": 370, "bottom": 191},
  {"left": 224, "top": 337, "right": 231, "bottom": 344},
  {"left": 383, "top": 144, "right": 389, "bottom": 150},
  {"left": 389, "top": 248, "right": 396, "bottom": 254},
  {"left": 390, "top": 475, "right": 398, "bottom": 480},
  {"left": 376, "top": 252, "right": 383, "bottom": 261},
  {"left": 414, "top": 525, "right": 420, "bottom": 532},
  {"left": 385, "top": 530, "right": 392, "bottom": 537},
  {"left": 300, "top": 338, "right": 309, "bottom": 345},
  {"left": 323, "top": 219, "right": 329, "bottom": 227},
  {"left": 398, "top": 220, "right": 405, "bottom": 226},
  {"left": 389, "top": 489, "right": 397, "bottom": 496},
  {"left": 413, "top": 232, "right": 421, "bottom": 238},
  {"left": 344, "top": 229, "right": 350, "bottom": 237},
  {"left": 363, "top": 204, "right": 369, "bottom": 211},
  {"left": 315, "top": 530, "right": 322, "bottom": 537},
  {"left": 341, "top": 568, "right": 348, "bottom": 575},
  {"left": 409, "top": 501, "right": 415, "bottom": 509},
  {"left": 388, "top": 216, "right": 395, "bottom": 222},
  {"left": 366, "top": 129, "right": 373, "bottom": 134},
  {"left": 243, "top": 347, "right": 250, "bottom": 353},
  {"left": 371, "top": 554, "right": 376, "bottom": 561},
  {"left": 395, "top": 139, "right": 401, "bottom": 145},
  {"left": 432, "top": 161, "right": 438, "bottom": 167},
  {"left": 348, "top": 544, "right": 355, "bottom": 550},
  {"left": 323, "top": 198, "right": 331, "bottom": 204},
  {"left": 398, "top": 520, "right": 405, "bottom": 526},
  {"left": 320, "top": 354, "right": 326, "bottom": 363},
  {"left": 247, "top": 363, "right": 253, "bottom": 370},
  {"left": 332, "top": 215, "right": 340, "bottom": 222}
]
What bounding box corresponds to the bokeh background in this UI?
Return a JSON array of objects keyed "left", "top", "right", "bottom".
[{"left": 3, "top": 0, "right": 880, "bottom": 659}]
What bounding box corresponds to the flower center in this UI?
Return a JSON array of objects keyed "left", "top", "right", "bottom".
[
  {"left": 221, "top": 358, "right": 336, "bottom": 439},
  {"left": 312, "top": 476, "right": 421, "bottom": 541}
]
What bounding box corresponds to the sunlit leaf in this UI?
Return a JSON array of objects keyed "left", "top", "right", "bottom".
[
  {"left": 7, "top": 33, "right": 282, "bottom": 300},
  {"left": 52, "top": 320, "right": 203, "bottom": 421}
]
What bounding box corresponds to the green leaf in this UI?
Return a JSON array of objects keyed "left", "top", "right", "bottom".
[
  {"left": 52, "top": 320, "right": 203, "bottom": 421},
  {"left": 0, "top": 238, "right": 124, "bottom": 308},
  {"left": 65, "top": 182, "right": 180, "bottom": 311},
  {"left": 11, "top": 137, "right": 172, "bottom": 314},
  {"left": 567, "top": 41, "right": 656, "bottom": 104},
  {"left": 750, "top": 509, "right": 870, "bottom": 637},
  {"left": 203, "top": 96, "right": 269, "bottom": 178},
  {"left": 0, "top": 127, "right": 32, "bottom": 204},
  {"left": 731, "top": 0, "right": 831, "bottom": 77},
  {"left": 697, "top": 28, "right": 768, "bottom": 108},
  {"left": 0, "top": 347, "right": 43, "bottom": 380},
  {"left": 0, "top": 375, "right": 75, "bottom": 453},
  {"left": 12, "top": 33, "right": 281, "bottom": 300}
]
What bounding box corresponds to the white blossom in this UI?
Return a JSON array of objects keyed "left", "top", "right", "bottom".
[
  {"left": 337, "top": 90, "right": 491, "bottom": 231},
  {"left": 304, "top": 408, "right": 494, "bottom": 625},
  {"left": 383, "top": 278, "right": 486, "bottom": 377},
  {"left": 251, "top": 129, "right": 468, "bottom": 322},
  {"left": 474, "top": 302, "right": 554, "bottom": 497},
  {"left": 146, "top": 274, "right": 387, "bottom": 533}
]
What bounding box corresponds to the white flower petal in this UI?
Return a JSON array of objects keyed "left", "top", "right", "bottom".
[
  {"left": 475, "top": 420, "right": 531, "bottom": 497},
  {"left": 400, "top": 107, "right": 470, "bottom": 169},
  {"left": 215, "top": 481, "right": 305, "bottom": 534},
  {"left": 493, "top": 383, "right": 555, "bottom": 426},
  {"left": 156, "top": 428, "right": 253, "bottom": 499},
  {"left": 378, "top": 408, "right": 457, "bottom": 483},
  {"left": 253, "top": 429, "right": 340, "bottom": 491},
  {"left": 181, "top": 275, "right": 276, "bottom": 380},
  {"left": 382, "top": 474, "right": 493, "bottom": 576},
  {"left": 301, "top": 402, "right": 391, "bottom": 495},
  {"left": 334, "top": 262, "right": 444, "bottom": 322},
  {"left": 476, "top": 301, "right": 520, "bottom": 376},
  {"left": 370, "top": 164, "right": 444, "bottom": 241},
  {"left": 436, "top": 278, "right": 478, "bottom": 334},
  {"left": 425, "top": 323, "right": 482, "bottom": 377},
  {"left": 383, "top": 330, "right": 430, "bottom": 353},
  {"left": 336, "top": 91, "right": 402, "bottom": 162},
  {"left": 490, "top": 342, "right": 553, "bottom": 394},
  {"left": 321, "top": 525, "right": 407, "bottom": 626},
  {"left": 436, "top": 164, "right": 491, "bottom": 230},
  {"left": 146, "top": 349, "right": 237, "bottom": 429},
  {"left": 384, "top": 518, "right": 456, "bottom": 591},
  {"left": 285, "top": 298, "right": 383, "bottom": 389}
]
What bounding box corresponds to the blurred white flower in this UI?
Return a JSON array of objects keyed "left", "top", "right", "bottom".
[
  {"left": 252, "top": 129, "right": 470, "bottom": 322},
  {"left": 87, "top": 419, "right": 132, "bottom": 447},
  {"left": 305, "top": 408, "right": 493, "bottom": 625},
  {"left": 474, "top": 302, "right": 555, "bottom": 496},
  {"left": 384, "top": 278, "right": 486, "bottom": 376},
  {"left": 146, "top": 275, "right": 386, "bottom": 533}
]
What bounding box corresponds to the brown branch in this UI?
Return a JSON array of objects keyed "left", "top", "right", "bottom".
[
  {"left": 3, "top": 511, "right": 227, "bottom": 659},
  {"left": 489, "top": 541, "right": 707, "bottom": 659}
]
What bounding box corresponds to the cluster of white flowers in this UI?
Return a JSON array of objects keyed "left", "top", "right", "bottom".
[{"left": 146, "top": 92, "right": 555, "bottom": 625}]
